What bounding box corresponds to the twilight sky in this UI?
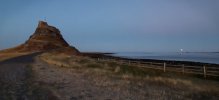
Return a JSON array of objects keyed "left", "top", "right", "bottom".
[{"left": 0, "top": 0, "right": 219, "bottom": 52}]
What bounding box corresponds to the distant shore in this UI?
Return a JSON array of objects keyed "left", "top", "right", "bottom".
[
  {"left": 81, "top": 52, "right": 219, "bottom": 67},
  {"left": 183, "top": 52, "right": 219, "bottom": 53}
]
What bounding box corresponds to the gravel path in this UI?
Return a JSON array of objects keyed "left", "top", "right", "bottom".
[{"left": 0, "top": 53, "right": 40, "bottom": 100}]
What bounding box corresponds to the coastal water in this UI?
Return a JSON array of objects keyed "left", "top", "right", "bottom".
[{"left": 111, "top": 52, "right": 219, "bottom": 64}]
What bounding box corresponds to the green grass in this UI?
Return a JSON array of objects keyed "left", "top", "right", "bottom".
[
  {"left": 107, "top": 62, "right": 118, "bottom": 67},
  {"left": 115, "top": 64, "right": 173, "bottom": 78},
  {"left": 93, "top": 61, "right": 161, "bottom": 77},
  {"left": 92, "top": 60, "right": 207, "bottom": 81},
  {"left": 86, "top": 63, "right": 102, "bottom": 68},
  {"left": 78, "top": 58, "right": 90, "bottom": 64}
]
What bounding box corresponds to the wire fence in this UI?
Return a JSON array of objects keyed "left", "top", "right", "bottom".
[{"left": 95, "top": 57, "right": 219, "bottom": 78}]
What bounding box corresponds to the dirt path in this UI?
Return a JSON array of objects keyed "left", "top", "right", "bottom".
[{"left": 0, "top": 53, "right": 40, "bottom": 100}]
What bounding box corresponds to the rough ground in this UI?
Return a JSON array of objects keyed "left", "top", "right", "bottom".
[
  {"left": 0, "top": 53, "right": 219, "bottom": 100},
  {"left": 0, "top": 53, "right": 39, "bottom": 99},
  {"left": 0, "top": 53, "right": 60, "bottom": 100},
  {"left": 33, "top": 54, "right": 219, "bottom": 100}
]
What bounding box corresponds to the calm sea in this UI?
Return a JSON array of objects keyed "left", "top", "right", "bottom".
[{"left": 111, "top": 52, "right": 219, "bottom": 64}]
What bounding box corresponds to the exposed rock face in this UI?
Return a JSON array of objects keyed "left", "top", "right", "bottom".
[
  {"left": 24, "top": 21, "right": 70, "bottom": 51},
  {"left": 2, "top": 21, "right": 79, "bottom": 54}
]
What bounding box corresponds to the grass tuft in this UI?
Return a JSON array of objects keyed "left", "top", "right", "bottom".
[
  {"left": 86, "top": 63, "right": 102, "bottom": 68},
  {"left": 78, "top": 58, "right": 90, "bottom": 64}
]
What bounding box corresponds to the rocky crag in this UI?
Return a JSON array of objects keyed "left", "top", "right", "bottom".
[{"left": 1, "top": 21, "right": 79, "bottom": 54}]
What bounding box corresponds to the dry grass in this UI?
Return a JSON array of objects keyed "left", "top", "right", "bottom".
[
  {"left": 0, "top": 52, "right": 30, "bottom": 61},
  {"left": 40, "top": 52, "right": 219, "bottom": 83},
  {"left": 37, "top": 52, "right": 219, "bottom": 99}
]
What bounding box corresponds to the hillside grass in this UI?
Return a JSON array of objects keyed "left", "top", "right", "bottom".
[
  {"left": 39, "top": 52, "right": 219, "bottom": 99},
  {"left": 0, "top": 52, "right": 30, "bottom": 61}
]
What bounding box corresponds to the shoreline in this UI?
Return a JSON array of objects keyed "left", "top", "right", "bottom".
[{"left": 81, "top": 52, "right": 219, "bottom": 67}]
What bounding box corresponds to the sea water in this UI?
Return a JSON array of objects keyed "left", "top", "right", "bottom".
[{"left": 111, "top": 52, "right": 219, "bottom": 64}]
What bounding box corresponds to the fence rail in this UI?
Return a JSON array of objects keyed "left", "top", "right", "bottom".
[{"left": 95, "top": 57, "right": 219, "bottom": 78}]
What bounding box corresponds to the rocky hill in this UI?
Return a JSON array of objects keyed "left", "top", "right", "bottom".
[{"left": 1, "top": 21, "right": 79, "bottom": 54}]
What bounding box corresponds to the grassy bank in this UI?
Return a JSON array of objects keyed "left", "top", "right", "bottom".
[
  {"left": 0, "top": 52, "right": 30, "bottom": 61},
  {"left": 38, "top": 52, "right": 219, "bottom": 99}
]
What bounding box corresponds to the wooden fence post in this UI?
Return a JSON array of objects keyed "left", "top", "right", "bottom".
[
  {"left": 164, "top": 62, "right": 166, "bottom": 72},
  {"left": 182, "top": 64, "right": 185, "bottom": 74},
  {"left": 128, "top": 60, "right": 130, "bottom": 65},
  {"left": 203, "top": 66, "right": 206, "bottom": 78},
  {"left": 98, "top": 58, "right": 99, "bottom": 61}
]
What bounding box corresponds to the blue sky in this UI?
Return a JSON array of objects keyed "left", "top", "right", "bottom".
[{"left": 0, "top": 0, "right": 219, "bottom": 52}]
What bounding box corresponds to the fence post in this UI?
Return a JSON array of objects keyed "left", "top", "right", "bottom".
[
  {"left": 98, "top": 58, "right": 99, "bottom": 61},
  {"left": 164, "top": 62, "right": 166, "bottom": 72},
  {"left": 203, "top": 66, "right": 206, "bottom": 78},
  {"left": 182, "top": 64, "right": 185, "bottom": 74},
  {"left": 128, "top": 60, "right": 130, "bottom": 65}
]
